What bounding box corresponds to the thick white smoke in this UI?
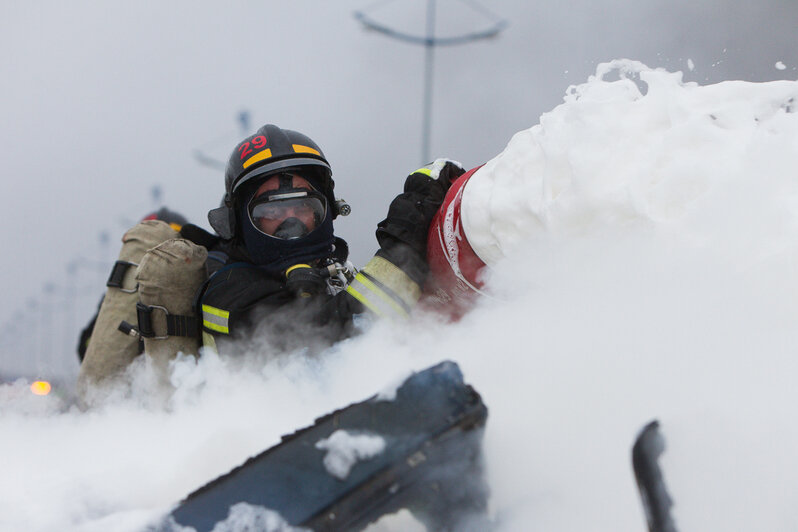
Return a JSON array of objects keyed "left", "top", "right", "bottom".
[{"left": 2, "top": 60, "right": 798, "bottom": 531}]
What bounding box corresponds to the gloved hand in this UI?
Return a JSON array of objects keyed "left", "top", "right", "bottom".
[
  {"left": 345, "top": 159, "right": 465, "bottom": 321},
  {"left": 285, "top": 264, "right": 327, "bottom": 298},
  {"left": 376, "top": 158, "right": 466, "bottom": 266}
]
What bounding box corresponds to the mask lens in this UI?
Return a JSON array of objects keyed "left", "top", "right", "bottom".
[{"left": 249, "top": 193, "right": 326, "bottom": 239}]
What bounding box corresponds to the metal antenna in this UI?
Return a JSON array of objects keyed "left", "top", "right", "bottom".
[{"left": 355, "top": 0, "right": 507, "bottom": 164}]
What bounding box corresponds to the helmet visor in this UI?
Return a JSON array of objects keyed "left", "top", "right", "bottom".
[{"left": 248, "top": 190, "right": 327, "bottom": 240}]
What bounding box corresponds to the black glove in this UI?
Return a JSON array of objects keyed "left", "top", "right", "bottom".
[
  {"left": 349, "top": 160, "right": 466, "bottom": 317},
  {"left": 375, "top": 159, "right": 466, "bottom": 282},
  {"left": 285, "top": 264, "right": 327, "bottom": 298}
]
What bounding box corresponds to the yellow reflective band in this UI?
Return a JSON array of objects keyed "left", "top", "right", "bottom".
[
  {"left": 243, "top": 148, "right": 273, "bottom": 169},
  {"left": 361, "top": 256, "right": 421, "bottom": 307},
  {"left": 347, "top": 274, "right": 410, "bottom": 320},
  {"left": 202, "top": 305, "right": 229, "bottom": 319},
  {"left": 285, "top": 263, "right": 311, "bottom": 275},
  {"left": 346, "top": 284, "right": 385, "bottom": 317},
  {"left": 353, "top": 273, "right": 408, "bottom": 317},
  {"left": 414, "top": 167, "right": 432, "bottom": 177},
  {"left": 168, "top": 222, "right": 182, "bottom": 232},
  {"left": 203, "top": 320, "right": 228, "bottom": 334},
  {"left": 292, "top": 144, "right": 320, "bottom": 156},
  {"left": 202, "top": 304, "right": 230, "bottom": 334}
]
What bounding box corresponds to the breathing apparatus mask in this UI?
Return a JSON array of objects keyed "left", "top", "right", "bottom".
[
  {"left": 248, "top": 187, "right": 327, "bottom": 240},
  {"left": 239, "top": 172, "right": 335, "bottom": 271}
]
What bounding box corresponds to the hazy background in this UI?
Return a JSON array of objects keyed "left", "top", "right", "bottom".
[{"left": 1, "top": 0, "right": 797, "bottom": 380}]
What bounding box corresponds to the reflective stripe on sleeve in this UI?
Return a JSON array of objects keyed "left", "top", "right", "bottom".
[
  {"left": 361, "top": 255, "right": 421, "bottom": 308},
  {"left": 346, "top": 273, "right": 409, "bottom": 320},
  {"left": 202, "top": 304, "right": 230, "bottom": 334},
  {"left": 345, "top": 253, "right": 425, "bottom": 320}
]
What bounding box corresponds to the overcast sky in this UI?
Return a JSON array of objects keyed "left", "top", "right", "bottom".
[{"left": 2, "top": 0, "right": 797, "bottom": 377}]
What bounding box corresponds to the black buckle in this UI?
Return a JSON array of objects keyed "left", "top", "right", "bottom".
[
  {"left": 107, "top": 261, "right": 138, "bottom": 293},
  {"left": 134, "top": 302, "right": 199, "bottom": 340},
  {"left": 135, "top": 302, "right": 169, "bottom": 339}
]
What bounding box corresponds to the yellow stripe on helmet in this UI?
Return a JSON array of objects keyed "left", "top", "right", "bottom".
[
  {"left": 292, "top": 144, "right": 321, "bottom": 156},
  {"left": 243, "top": 149, "right": 273, "bottom": 169}
]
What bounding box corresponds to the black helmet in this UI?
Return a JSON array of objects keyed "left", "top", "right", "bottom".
[
  {"left": 225, "top": 124, "right": 335, "bottom": 206},
  {"left": 209, "top": 124, "right": 339, "bottom": 239}
]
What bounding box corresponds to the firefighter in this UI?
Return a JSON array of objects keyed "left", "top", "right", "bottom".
[{"left": 185, "top": 124, "right": 465, "bottom": 355}]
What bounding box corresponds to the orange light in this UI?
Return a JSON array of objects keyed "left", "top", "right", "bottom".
[{"left": 30, "top": 381, "right": 51, "bottom": 396}]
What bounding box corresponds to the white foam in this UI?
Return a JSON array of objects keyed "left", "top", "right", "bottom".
[
  {"left": 209, "top": 503, "right": 309, "bottom": 532},
  {"left": 315, "top": 430, "right": 386, "bottom": 480},
  {"left": 461, "top": 59, "right": 798, "bottom": 266}
]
